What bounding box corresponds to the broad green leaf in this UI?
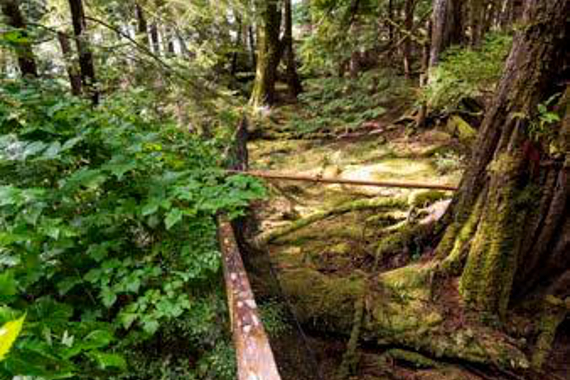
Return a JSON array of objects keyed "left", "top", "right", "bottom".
[
  {"left": 0, "top": 271, "right": 17, "bottom": 298},
  {"left": 82, "top": 330, "right": 114, "bottom": 350},
  {"left": 0, "top": 314, "right": 25, "bottom": 361},
  {"left": 165, "top": 208, "right": 183, "bottom": 230},
  {"left": 101, "top": 288, "right": 117, "bottom": 308},
  {"left": 89, "top": 351, "right": 127, "bottom": 370},
  {"left": 118, "top": 312, "right": 137, "bottom": 329}
]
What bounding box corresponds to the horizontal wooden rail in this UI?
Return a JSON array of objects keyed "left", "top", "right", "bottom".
[
  {"left": 217, "top": 216, "right": 282, "bottom": 380},
  {"left": 227, "top": 170, "right": 458, "bottom": 191}
]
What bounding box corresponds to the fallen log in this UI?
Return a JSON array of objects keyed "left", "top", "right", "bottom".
[
  {"left": 227, "top": 170, "right": 459, "bottom": 191},
  {"left": 217, "top": 216, "right": 281, "bottom": 380}
]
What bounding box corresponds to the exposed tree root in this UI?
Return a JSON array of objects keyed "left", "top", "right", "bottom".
[
  {"left": 531, "top": 295, "right": 569, "bottom": 370},
  {"left": 338, "top": 292, "right": 365, "bottom": 378},
  {"left": 255, "top": 196, "right": 409, "bottom": 246}
]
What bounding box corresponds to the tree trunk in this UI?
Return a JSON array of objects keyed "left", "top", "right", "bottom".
[
  {"left": 402, "top": 0, "right": 415, "bottom": 79},
  {"left": 68, "top": 0, "right": 98, "bottom": 104},
  {"left": 150, "top": 23, "right": 160, "bottom": 55},
  {"left": 231, "top": 14, "right": 243, "bottom": 76},
  {"left": 282, "top": 0, "right": 302, "bottom": 98},
  {"left": 249, "top": 0, "right": 282, "bottom": 108},
  {"left": 435, "top": 0, "right": 569, "bottom": 318},
  {"left": 429, "top": 0, "right": 463, "bottom": 68},
  {"left": 135, "top": 3, "right": 150, "bottom": 48},
  {"left": 248, "top": 25, "right": 257, "bottom": 70},
  {"left": 468, "top": 0, "right": 486, "bottom": 47},
  {"left": 57, "top": 32, "right": 82, "bottom": 96},
  {"left": 0, "top": 0, "right": 38, "bottom": 77},
  {"left": 387, "top": 0, "right": 394, "bottom": 43}
]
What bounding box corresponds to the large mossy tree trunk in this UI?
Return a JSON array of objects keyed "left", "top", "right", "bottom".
[
  {"left": 249, "top": 0, "right": 281, "bottom": 108},
  {"left": 435, "top": 0, "right": 569, "bottom": 318},
  {"left": 0, "top": 0, "right": 38, "bottom": 77}
]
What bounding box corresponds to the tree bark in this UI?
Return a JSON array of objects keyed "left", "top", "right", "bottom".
[
  {"left": 150, "top": 23, "right": 160, "bottom": 55},
  {"left": 387, "top": 0, "right": 394, "bottom": 43},
  {"left": 468, "top": 0, "right": 486, "bottom": 47},
  {"left": 250, "top": 0, "right": 282, "bottom": 107},
  {"left": 135, "top": 3, "right": 150, "bottom": 48},
  {"left": 429, "top": 0, "right": 463, "bottom": 68},
  {"left": 402, "top": 0, "right": 415, "bottom": 79},
  {"left": 231, "top": 13, "right": 243, "bottom": 76},
  {"left": 0, "top": 0, "right": 38, "bottom": 77},
  {"left": 57, "top": 32, "right": 82, "bottom": 96},
  {"left": 68, "top": 0, "right": 99, "bottom": 104},
  {"left": 248, "top": 26, "right": 257, "bottom": 70},
  {"left": 435, "top": 0, "right": 569, "bottom": 318},
  {"left": 282, "top": 0, "right": 302, "bottom": 98}
]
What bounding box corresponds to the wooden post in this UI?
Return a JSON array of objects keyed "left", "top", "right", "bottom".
[{"left": 218, "top": 216, "right": 282, "bottom": 380}]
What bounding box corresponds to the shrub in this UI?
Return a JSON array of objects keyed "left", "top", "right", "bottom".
[{"left": 0, "top": 79, "right": 264, "bottom": 378}]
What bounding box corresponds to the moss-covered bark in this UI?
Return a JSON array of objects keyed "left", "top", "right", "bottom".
[
  {"left": 250, "top": 0, "right": 282, "bottom": 108},
  {"left": 434, "top": 0, "right": 569, "bottom": 318}
]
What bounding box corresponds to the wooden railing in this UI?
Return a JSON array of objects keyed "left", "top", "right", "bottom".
[
  {"left": 226, "top": 169, "right": 458, "bottom": 191},
  {"left": 218, "top": 216, "right": 282, "bottom": 380}
]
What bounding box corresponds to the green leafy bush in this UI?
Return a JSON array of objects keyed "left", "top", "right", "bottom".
[
  {"left": 0, "top": 79, "right": 264, "bottom": 378},
  {"left": 423, "top": 33, "right": 513, "bottom": 114}
]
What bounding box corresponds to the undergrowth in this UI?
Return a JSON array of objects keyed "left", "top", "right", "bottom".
[
  {"left": 288, "top": 69, "right": 411, "bottom": 136},
  {"left": 0, "top": 79, "right": 265, "bottom": 379},
  {"left": 423, "top": 33, "right": 513, "bottom": 115}
]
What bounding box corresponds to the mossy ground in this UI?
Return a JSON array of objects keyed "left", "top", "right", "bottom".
[{"left": 246, "top": 93, "right": 549, "bottom": 379}]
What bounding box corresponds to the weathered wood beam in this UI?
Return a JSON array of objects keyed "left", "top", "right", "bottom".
[
  {"left": 217, "top": 216, "right": 282, "bottom": 380},
  {"left": 227, "top": 170, "right": 458, "bottom": 191}
]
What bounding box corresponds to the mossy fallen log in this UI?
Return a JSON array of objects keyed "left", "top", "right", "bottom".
[{"left": 278, "top": 264, "right": 530, "bottom": 370}]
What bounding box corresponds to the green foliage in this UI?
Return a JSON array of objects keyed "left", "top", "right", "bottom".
[
  {"left": 259, "top": 300, "right": 290, "bottom": 338},
  {"left": 299, "top": 0, "right": 383, "bottom": 76},
  {"left": 528, "top": 93, "right": 563, "bottom": 148},
  {"left": 0, "top": 314, "right": 25, "bottom": 362},
  {"left": 288, "top": 69, "right": 410, "bottom": 136},
  {"left": 433, "top": 151, "right": 463, "bottom": 175},
  {"left": 0, "top": 79, "right": 265, "bottom": 378},
  {"left": 423, "top": 33, "right": 513, "bottom": 114}
]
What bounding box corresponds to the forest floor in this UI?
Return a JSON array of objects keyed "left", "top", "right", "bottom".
[{"left": 244, "top": 81, "right": 569, "bottom": 380}]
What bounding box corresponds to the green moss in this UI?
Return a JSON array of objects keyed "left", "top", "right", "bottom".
[
  {"left": 277, "top": 265, "right": 528, "bottom": 369},
  {"left": 261, "top": 196, "right": 408, "bottom": 244},
  {"left": 531, "top": 296, "right": 569, "bottom": 369},
  {"left": 487, "top": 153, "right": 518, "bottom": 174},
  {"left": 339, "top": 295, "right": 365, "bottom": 378},
  {"left": 459, "top": 155, "right": 526, "bottom": 318},
  {"left": 279, "top": 268, "right": 366, "bottom": 330},
  {"left": 439, "top": 196, "right": 483, "bottom": 274},
  {"left": 446, "top": 115, "right": 477, "bottom": 143},
  {"left": 374, "top": 223, "right": 432, "bottom": 269},
  {"left": 382, "top": 349, "right": 440, "bottom": 368},
  {"left": 408, "top": 190, "right": 450, "bottom": 208}
]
